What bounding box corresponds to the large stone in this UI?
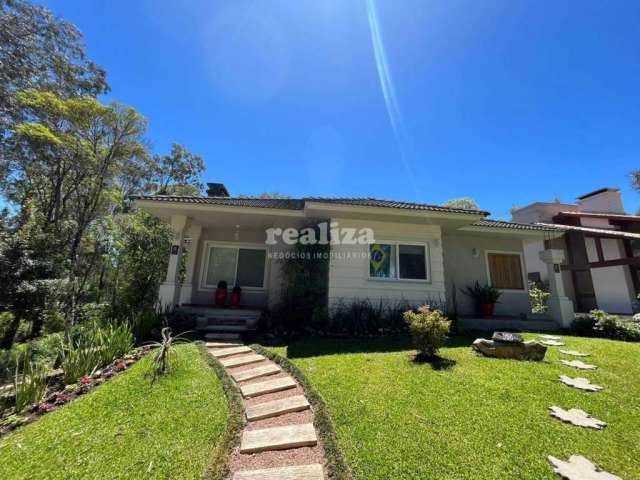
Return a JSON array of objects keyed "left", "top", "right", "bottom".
[
  {"left": 559, "top": 375, "right": 603, "bottom": 392},
  {"left": 472, "top": 338, "right": 547, "bottom": 361},
  {"left": 548, "top": 455, "right": 621, "bottom": 480},
  {"left": 492, "top": 332, "right": 524, "bottom": 343},
  {"left": 549, "top": 406, "right": 607, "bottom": 430}
]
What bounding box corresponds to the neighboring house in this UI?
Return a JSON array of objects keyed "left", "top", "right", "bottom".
[
  {"left": 133, "top": 184, "right": 571, "bottom": 329},
  {"left": 512, "top": 188, "right": 640, "bottom": 314}
]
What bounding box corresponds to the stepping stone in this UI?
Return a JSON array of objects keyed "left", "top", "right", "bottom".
[
  {"left": 246, "top": 395, "right": 310, "bottom": 421},
  {"left": 206, "top": 341, "right": 241, "bottom": 348},
  {"left": 542, "top": 340, "right": 566, "bottom": 346},
  {"left": 221, "top": 354, "right": 265, "bottom": 368},
  {"left": 233, "top": 464, "right": 324, "bottom": 480},
  {"left": 240, "top": 376, "right": 297, "bottom": 398},
  {"left": 560, "top": 350, "right": 590, "bottom": 357},
  {"left": 211, "top": 346, "right": 252, "bottom": 358},
  {"left": 240, "top": 423, "right": 317, "bottom": 453},
  {"left": 561, "top": 360, "right": 597, "bottom": 370},
  {"left": 549, "top": 406, "right": 607, "bottom": 430},
  {"left": 559, "top": 375, "right": 603, "bottom": 392},
  {"left": 541, "top": 334, "right": 562, "bottom": 340},
  {"left": 231, "top": 364, "right": 281, "bottom": 382},
  {"left": 548, "top": 455, "right": 621, "bottom": 480}
]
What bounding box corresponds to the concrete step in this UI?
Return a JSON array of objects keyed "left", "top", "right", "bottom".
[
  {"left": 210, "top": 346, "right": 253, "bottom": 358},
  {"left": 221, "top": 354, "right": 265, "bottom": 368},
  {"left": 231, "top": 364, "right": 281, "bottom": 382},
  {"left": 240, "top": 423, "right": 317, "bottom": 454},
  {"left": 233, "top": 464, "right": 323, "bottom": 480},
  {"left": 206, "top": 341, "right": 242, "bottom": 348},
  {"left": 245, "top": 395, "right": 310, "bottom": 421},
  {"left": 240, "top": 376, "right": 297, "bottom": 398},
  {"left": 202, "top": 325, "right": 251, "bottom": 333},
  {"left": 205, "top": 332, "right": 241, "bottom": 341}
]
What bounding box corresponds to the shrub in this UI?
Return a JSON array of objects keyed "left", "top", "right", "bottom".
[
  {"left": 13, "top": 351, "right": 49, "bottom": 412},
  {"left": 529, "top": 281, "right": 550, "bottom": 313},
  {"left": 461, "top": 282, "right": 502, "bottom": 305},
  {"left": 569, "top": 310, "right": 640, "bottom": 342},
  {"left": 403, "top": 305, "right": 451, "bottom": 358}
]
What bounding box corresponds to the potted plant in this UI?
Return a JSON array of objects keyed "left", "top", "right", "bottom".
[
  {"left": 461, "top": 282, "right": 502, "bottom": 319},
  {"left": 230, "top": 284, "right": 242, "bottom": 309},
  {"left": 214, "top": 280, "right": 227, "bottom": 307}
]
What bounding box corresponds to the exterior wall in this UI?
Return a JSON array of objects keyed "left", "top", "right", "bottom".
[
  {"left": 588, "top": 238, "right": 634, "bottom": 314},
  {"left": 577, "top": 191, "right": 624, "bottom": 214},
  {"left": 190, "top": 226, "right": 271, "bottom": 307},
  {"left": 442, "top": 233, "right": 531, "bottom": 316},
  {"left": 327, "top": 218, "right": 446, "bottom": 309}
]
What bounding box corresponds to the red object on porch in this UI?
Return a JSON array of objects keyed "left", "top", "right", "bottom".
[
  {"left": 214, "top": 287, "right": 227, "bottom": 307},
  {"left": 481, "top": 303, "right": 495, "bottom": 319},
  {"left": 230, "top": 292, "right": 241, "bottom": 309}
]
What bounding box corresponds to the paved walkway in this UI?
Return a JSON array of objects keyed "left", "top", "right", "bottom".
[{"left": 207, "top": 341, "right": 326, "bottom": 480}]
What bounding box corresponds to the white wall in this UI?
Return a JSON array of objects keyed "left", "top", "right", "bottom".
[{"left": 327, "top": 218, "right": 446, "bottom": 309}]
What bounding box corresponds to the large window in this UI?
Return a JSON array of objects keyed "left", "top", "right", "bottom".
[
  {"left": 369, "top": 243, "right": 428, "bottom": 281},
  {"left": 203, "top": 245, "right": 266, "bottom": 289},
  {"left": 487, "top": 252, "right": 524, "bottom": 290}
]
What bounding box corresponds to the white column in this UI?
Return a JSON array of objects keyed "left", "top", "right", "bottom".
[
  {"left": 539, "top": 249, "right": 575, "bottom": 327},
  {"left": 179, "top": 224, "right": 202, "bottom": 305},
  {"left": 158, "top": 215, "right": 189, "bottom": 309}
]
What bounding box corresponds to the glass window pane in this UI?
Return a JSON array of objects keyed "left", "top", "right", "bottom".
[
  {"left": 205, "top": 247, "right": 237, "bottom": 286},
  {"left": 399, "top": 244, "right": 426, "bottom": 279},
  {"left": 370, "top": 244, "right": 396, "bottom": 278},
  {"left": 237, "top": 249, "right": 266, "bottom": 288}
]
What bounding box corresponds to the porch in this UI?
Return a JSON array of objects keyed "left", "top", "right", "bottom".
[{"left": 180, "top": 305, "right": 262, "bottom": 339}]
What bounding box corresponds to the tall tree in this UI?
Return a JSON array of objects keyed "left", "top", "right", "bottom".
[
  {"left": 144, "top": 143, "right": 204, "bottom": 196},
  {"left": 441, "top": 197, "right": 481, "bottom": 210},
  {"left": 11, "top": 91, "right": 147, "bottom": 332},
  {"left": 0, "top": 0, "right": 108, "bottom": 184}
]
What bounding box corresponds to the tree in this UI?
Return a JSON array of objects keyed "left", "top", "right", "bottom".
[
  {"left": 10, "top": 91, "right": 147, "bottom": 333},
  {"left": 0, "top": 0, "right": 108, "bottom": 176},
  {"left": 632, "top": 170, "right": 640, "bottom": 192},
  {"left": 441, "top": 197, "right": 481, "bottom": 210},
  {"left": 144, "top": 144, "right": 204, "bottom": 196}
]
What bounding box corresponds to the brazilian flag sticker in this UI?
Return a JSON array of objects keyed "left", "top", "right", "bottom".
[{"left": 370, "top": 244, "right": 391, "bottom": 277}]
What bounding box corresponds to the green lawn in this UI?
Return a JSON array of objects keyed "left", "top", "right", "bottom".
[
  {"left": 269, "top": 335, "right": 640, "bottom": 480},
  {"left": 0, "top": 344, "right": 228, "bottom": 480}
]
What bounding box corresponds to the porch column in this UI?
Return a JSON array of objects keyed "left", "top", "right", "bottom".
[
  {"left": 158, "top": 215, "right": 189, "bottom": 309},
  {"left": 179, "top": 224, "right": 202, "bottom": 305},
  {"left": 539, "top": 249, "right": 575, "bottom": 328}
]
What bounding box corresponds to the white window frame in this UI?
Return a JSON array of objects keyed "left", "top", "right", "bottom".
[
  {"left": 484, "top": 249, "right": 527, "bottom": 293},
  {"left": 199, "top": 241, "right": 268, "bottom": 291},
  {"left": 367, "top": 241, "right": 431, "bottom": 283}
]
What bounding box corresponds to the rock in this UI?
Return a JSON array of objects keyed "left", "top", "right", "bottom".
[
  {"left": 559, "top": 375, "right": 603, "bottom": 392},
  {"left": 492, "top": 332, "right": 524, "bottom": 343},
  {"left": 549, "top": 406, "right": 607, "bottom": 429},
  {"left": 560, "top": 360, "right": 597, "bottom": 370},
  {"left": 548, "top": 455, "right": 621, "bottom": 480},
  {"left": 560, "top": 350, "right": 590, "bottom": 357},
  {"left": 542, "top": 340, "right": 566, "bottom": 347},
  {"left": 472, "top": 338, "right": 547, "bottom": 361}
]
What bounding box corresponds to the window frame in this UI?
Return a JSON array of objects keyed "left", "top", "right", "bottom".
[
  {"left": 367, "top": 241, "right": 431, "bottom": 283},
  {"left": 484, "top": 250, "right": 527, "bottom": 292},
  {"left": 199, "top": 241, "right": 268, "bottom": 291}
]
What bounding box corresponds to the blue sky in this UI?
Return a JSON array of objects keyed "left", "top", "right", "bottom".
[{"left": 40, "top": 0, "right": 640, "bottom": 218}]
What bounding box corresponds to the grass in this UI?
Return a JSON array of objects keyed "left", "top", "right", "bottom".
[
  {"left": 0, "top": 344, "right": 229, "bottom": 480},
  {"left": 268, "top": 334, "right": 640, "bottom": 480}
]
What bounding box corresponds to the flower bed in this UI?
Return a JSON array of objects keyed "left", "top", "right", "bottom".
[{"left": 0, "top": 345, "right": 152, "bottom": 436}]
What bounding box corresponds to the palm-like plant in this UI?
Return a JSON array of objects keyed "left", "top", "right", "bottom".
[
  {"left": 147, "top": 327, "right": 190, "bottom": 378},
  {"left": 461, "top": 282, "right": 502, "bottom": 305}
]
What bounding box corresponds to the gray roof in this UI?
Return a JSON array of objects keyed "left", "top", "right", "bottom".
[
  {"left": 133, "top": 195, "right": 490, "bottom": 215},
  {"left": 471, "top": 219, "right": 561, "bottom": 231}
]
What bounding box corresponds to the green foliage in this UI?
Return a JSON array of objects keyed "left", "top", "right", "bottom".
[
  {"left": 403, "top": 306, "right": 451, "bottom": 357},
  {"left": 461, "top": 281, "right": 502, "bottom": 305},
  {"left": 147, "top": 327, "right": 189, "bottom": 377},
  {"left": 328, "top": 299, "right": 415, "bottom": 336},
  {"left": 145, "top": 143, "right": 205, "bottom": 195},
  {"left": 529, "top": 281, "right": 550, "bottom": 313},
  {"left": 570, "top": 310, "right": 640, "bottom": 342},
  {"left": 441, "top": 197, "right": 481, "bottom": 210},
  {"left": 13, "top": 351, "right": 49, "bottom": 412}
]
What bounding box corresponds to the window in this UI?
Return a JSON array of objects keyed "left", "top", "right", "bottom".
[
  {"left": 369, "top": 243, "right": 428, "bottom": 280},
  {"left": 487, "top": 252, "right": 524, "bottom": 290},
  {"left": 204, "top": 245, "right": 266, "bottom": 288}
]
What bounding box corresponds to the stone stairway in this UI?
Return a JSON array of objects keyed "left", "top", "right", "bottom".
[
  {"left": 183, "top": 306, "right": 261, "bottom": 340},
  {"left": 206, "top": 342, "right": 325, "bottom": 480}
]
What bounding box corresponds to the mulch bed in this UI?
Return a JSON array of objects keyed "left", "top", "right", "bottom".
[{"left": 0, "top": 345, "right": 152, "bottom": 437}]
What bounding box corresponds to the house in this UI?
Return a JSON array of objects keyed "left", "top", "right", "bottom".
[
  {"left": 133, "top": 184, "right": 573, "bottom": 333},
  {"left": 512, "top": 188, "right": 640, "bottom": 314}
]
